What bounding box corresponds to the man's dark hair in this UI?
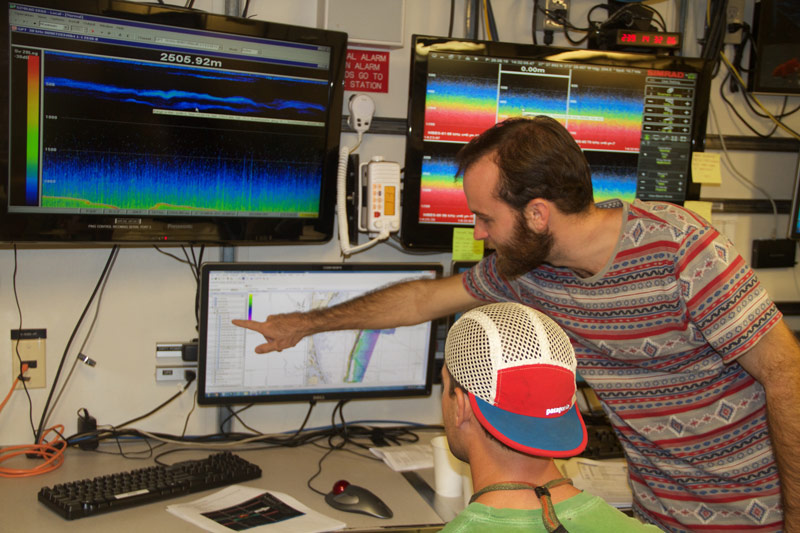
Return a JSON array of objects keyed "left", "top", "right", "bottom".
[{"left": 455, "top": 116, "right": 594, "bottom": 214}]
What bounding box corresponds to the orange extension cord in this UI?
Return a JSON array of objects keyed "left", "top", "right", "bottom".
[{"left": 0, "top": 364, "right": 66, "bottom": 478}]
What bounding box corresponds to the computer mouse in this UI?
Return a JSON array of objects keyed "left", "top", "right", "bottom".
[{"left": 324, "top": 479, "right": 394, "bottom": 519}]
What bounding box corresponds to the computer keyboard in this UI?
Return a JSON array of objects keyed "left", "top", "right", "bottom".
[{"left": 38, "top": 451, "right": 262, "bottom": 520}]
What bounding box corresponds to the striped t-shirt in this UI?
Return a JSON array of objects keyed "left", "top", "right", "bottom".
[{"left": 463, "top": 199, "right": 783, "bottom": 532}]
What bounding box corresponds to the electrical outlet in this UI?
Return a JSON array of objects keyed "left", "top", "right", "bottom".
[
  {"left": 725, "top": 0, "right": 746, "bottom": 44},
  {"left": 10, "top": 329, "right": 46, "bottom": 390},
  {"left": 536, "top": 0, "right": 570, "bottom": 31},
  {"left": 155, "top": 365, "right": 196, "bottom": 382}
]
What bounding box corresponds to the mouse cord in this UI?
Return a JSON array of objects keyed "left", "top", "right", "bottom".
[
  {"left": 307, "top": 446, "right": 341, "bottom": 495},
  {"left": 306, "top": 400, "right": 351, "bottom": 495}
]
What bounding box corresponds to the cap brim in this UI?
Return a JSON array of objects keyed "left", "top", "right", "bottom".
[{"left": 470, "top": 394, "right": 588, "bottom": 458}]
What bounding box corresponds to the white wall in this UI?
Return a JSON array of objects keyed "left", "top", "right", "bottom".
[{"left": 2, "top": 0, "right": 799, "bottom": 445}]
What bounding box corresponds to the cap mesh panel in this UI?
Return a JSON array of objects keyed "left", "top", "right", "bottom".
[{"left": 445, "top": 302, "right": 575, "bottom": 405}]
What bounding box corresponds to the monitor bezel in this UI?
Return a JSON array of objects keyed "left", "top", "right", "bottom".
[
  {"left": 787, "top": 155, "right": 800, "bottom": 239},
  {"left": 747, "top": 0, "right": 800, "bottom": 97},
  {"left": 1, "top": 0, "right": 347, "bottom": 245},
  {"left": 197, "top": 262, "right": 443, "bottom": 406},
  {"left": 401, "top": 34, "right": 713, "bottom": 251}
]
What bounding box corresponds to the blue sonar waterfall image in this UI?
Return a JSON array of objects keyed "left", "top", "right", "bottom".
[{"left": 39, "top": 52, "right": 330, "bottom": 216}]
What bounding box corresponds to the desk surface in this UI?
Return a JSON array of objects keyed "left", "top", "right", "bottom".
[{"left": 5, "top": 440, "right": 452, "bottom": 532}]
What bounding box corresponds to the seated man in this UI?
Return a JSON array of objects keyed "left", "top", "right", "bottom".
[{"left": 441, "top": 302, "right": 659, "bottom": 532}]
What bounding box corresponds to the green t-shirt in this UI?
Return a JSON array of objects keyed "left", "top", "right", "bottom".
[{"left": 440, "top": 492, "right": 662, "bottom": 532}]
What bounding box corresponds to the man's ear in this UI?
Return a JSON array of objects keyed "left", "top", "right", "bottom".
[
  {"left": 453, "top": 388, "right": 473, "bottom": 427},
  {"left": 523, "top": 199, "right": 549, "bottom": 232}
]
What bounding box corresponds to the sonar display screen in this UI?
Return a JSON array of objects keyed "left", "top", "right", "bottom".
[
  {"left": 417, "top": 52, "right": 700, "bottom": 226},
  {"left": 7, "top": 3, "right": 333, "bottom": 220}
]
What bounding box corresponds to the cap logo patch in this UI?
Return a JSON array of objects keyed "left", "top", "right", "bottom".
[{"left": 546, "top": 404, "right": 571, "bottom": 416}]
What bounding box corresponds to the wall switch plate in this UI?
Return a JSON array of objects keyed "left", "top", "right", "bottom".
[
  {"left": 318, "top": 0, "right": 405, "bottom": 48},
  {"left": 11, "top": 329, "right": 46, "bottom": 389}
]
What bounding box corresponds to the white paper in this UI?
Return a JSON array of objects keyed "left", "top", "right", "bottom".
[
  {"left": 369, "top": 443, "right": 434, "bottom": 472},
  {"left": 166, "top": 485, "right": 346, "bottom": 533},
  {"left": 559, "top": 458, "right": 632, "bottom": 508}
]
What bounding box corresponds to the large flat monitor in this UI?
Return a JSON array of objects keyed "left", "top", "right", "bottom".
[
  {"left": 748, "top": 0, "right": 800, "bottom": 96},
  {"left": 787, "top": 155, "right": 800, "bottom": 239},
  {"left": 1, "top": 1, "right": 347, "bottom": 244},
  {"left": 197, "top": 262, "right": 442, "bottom": 405},
  {"left": 402, "top": 35, "right": 713, "bottom": 250}
]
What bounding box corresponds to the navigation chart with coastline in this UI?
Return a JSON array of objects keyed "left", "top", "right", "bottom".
[{"left": 242, "top": 289, "right": 428, "bottom": 391}]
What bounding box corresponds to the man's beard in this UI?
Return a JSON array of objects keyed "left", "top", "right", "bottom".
[{"left": 494, "top": 214, "right": 553, "bottom": 280}]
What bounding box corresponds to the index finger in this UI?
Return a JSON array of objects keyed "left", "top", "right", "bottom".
[{"left": 231, "top": 319, "right": 263, "bottom": 332}]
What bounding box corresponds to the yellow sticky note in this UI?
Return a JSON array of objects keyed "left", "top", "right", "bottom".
[
  {"left": 683, "top": 200, "right": 713, "bottom": 222},
  {"left": 691, "top": 152, "right": 722, "bottom": 184},
  {"left": 452, "top": 227, "right": 484, "bottom": 261}
]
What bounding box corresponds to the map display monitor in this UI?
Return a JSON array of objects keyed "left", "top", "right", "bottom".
[{"left": 197, "top": 262, "right": 442, "bottom": 405}]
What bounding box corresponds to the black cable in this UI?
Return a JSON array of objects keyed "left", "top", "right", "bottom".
[
  {"left": 109, "top": 428, "right": 156, "bottom": 460},
  {"left": 158, "top": 244, "right": 204, "bottom": 330},
  {"left": 11, "top": 245, "right": 36, "bottom": 439},
  {"left": 283, "top": 400, "right": 317, "bottom": 442},
  {"left": 721, "top": 69, "right": 800, "bottom": 138},
  {"left": 33, "top": 246, "right": 120, "bottom": 445},
  {"left": 563, "top": 24, "right": 589, "bottom": 45},
  {"left": 532, "top": 0, "right": 539, "bottom": 44},
  {"left": 702, "top": 0, "right": 729, "bottom": 76},
  {"left": 534, "top": 3, "right": 589, "bottom": 32},
  {"left": 587, "top": 3, "right": 610, "bottom": 25},
  {"left": 740, "top": 91, "right": 791, "bottom": 132},
  {"left": 635, "top": 3, "right": 666, "bottom": 32},
  {"left": 448, "top": 0, "right": 455, "bottom": 37},
  {"left": 306, "top": 400, "right": 351, "bottom": 496},
  {"left": 181, "top": 391, "right": 198, "bottom": 437},
  {"left": 43, "top": 249, "right": 119, "bottom": 431},
  {"left": 241, "top": 0, "right": 251, "bottom": 18},
  {"left": 220, "top": 404, "right": 253, "bottom": 434},
  {"left": 307, "top": 446, "right": 339, "bottom": 496},
  {"left": 719, "top": 73, "right": 776, "bottom": 137},
  {"left": 190, "top": 245, "right": 204, "bottom": 329},
  {"left": 182, "top": 246, "right": 199, "bottom": 282},
  {"left": 117, "top": 373, "right": 195, "bottom": 429},
  {"left": 153, "top": 246, "right": 192, "bottom": 266},
  {"left": 485, "top": 0, "right": 499, "bottom": 41},
  {"left": 385, "top": 234, "right": 441, "bottom": 254},
  {"left": 231, "top": 407, "right": 259, "bottom": 434}
]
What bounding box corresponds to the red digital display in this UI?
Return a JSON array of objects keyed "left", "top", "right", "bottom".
[{"left": 616, "top": 30, "right": 681, "bottom": 49}]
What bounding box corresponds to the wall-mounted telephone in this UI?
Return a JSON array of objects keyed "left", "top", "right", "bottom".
[
  {"left": 337, "top": 94, "right": 400, "bottom": 256},
  {"left": 360, "top": 157, "right": 401, "bottom": 234}
]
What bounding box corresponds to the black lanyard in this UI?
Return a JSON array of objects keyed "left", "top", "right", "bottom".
[{"left": 468, "top": 477, "right": 573, "bottom": 533}]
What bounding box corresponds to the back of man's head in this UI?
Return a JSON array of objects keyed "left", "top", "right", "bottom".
[
  {"left": 445, "top": 302, "right": 587, "bottom": 457},
  {"left": 455, "top": 116, "right": 594, "bottom": 215}
]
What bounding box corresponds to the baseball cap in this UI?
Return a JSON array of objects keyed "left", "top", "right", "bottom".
[{"left": 444, "top": 302, "right": 587, "bottom": 458}]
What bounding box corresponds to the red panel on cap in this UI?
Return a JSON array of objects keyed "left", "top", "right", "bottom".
[{"left": 495, "top": 364, "right": 575, "bottom": 418}]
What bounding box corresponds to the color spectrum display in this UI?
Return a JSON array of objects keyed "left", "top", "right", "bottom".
[
  {"left": 402, "top": 36, "right": 712, "bottom": 250},
  {"left": 40, "top": 52, "right": 328, "bottom": 216},
  {"left": 2, "top": 1, "right": 346, "bottom": 244},
  {"left": 197, "top": 263, "right": 441, "bottom": 405}
]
